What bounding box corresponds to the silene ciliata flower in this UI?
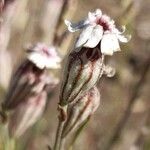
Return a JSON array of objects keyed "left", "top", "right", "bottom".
[
  {"left": 1, "top": 43, "right": 61, "bottom": 138},
  {"left": 65, "top": 9, "right": 131, "bottom": 55},
  {"left": 62, "top": 86, "right": 100, "bottom": 138},
  {"left": 59, "top": 9, "right": 130, "bottom": 107}
]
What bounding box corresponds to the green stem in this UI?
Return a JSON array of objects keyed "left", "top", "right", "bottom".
[
  {"left": 53, "top": 104, "right": 68, "bottom": 150},
  {"left": 4, "top": 137, "right": 16, "bottom": 150},
  {"left": 53, "top": 120, "right": 65, "bottom": 150},
  {"left": 60, "top": 138, "right": 66, "bottom": 150},
  {"left": 68, "top": 118, "right": 90, "bottom": 150},
  {"left": 0, "top": 124, "right": 16, "bottom": 150}
]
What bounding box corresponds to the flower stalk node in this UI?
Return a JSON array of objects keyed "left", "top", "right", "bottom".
[{"left": 58, "top": 104, "right": 68, "bottom": 122}]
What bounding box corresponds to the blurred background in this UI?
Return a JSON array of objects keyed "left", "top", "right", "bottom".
[{"left": 0, "top": 0, "right": 150, "bottom": 150}]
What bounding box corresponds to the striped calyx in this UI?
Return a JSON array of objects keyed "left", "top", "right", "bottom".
[
  {"left": 59, "top": 46, "right": 104, "bottom": 106},
  {"left": 2, "top": 60, "right": 49, "bottom": 110},
  {"left": 62, "top": 86, "right": 100, "bottom": 138},
  {"left": 8, "top": 91, "right": 47, "bottom": 138}
]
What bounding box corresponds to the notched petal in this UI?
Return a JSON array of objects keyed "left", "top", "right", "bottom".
[
  {"left": 88, "top": 9, "right": 102, "bottom": 22},
  {"left": 75, "top": 26, "right": 94, "bottom": 48},
  {"left": 101, "top": 33, "right": 120, "bottom": 55},
  {"left": 95, "top": 9, "right": 102, "bottom": 16},
  {"left": 65, "top": 19, "right": 88, "bottom": 32},
  {"left": 84, "top": 25, "right": 103, "bottom": 48}
]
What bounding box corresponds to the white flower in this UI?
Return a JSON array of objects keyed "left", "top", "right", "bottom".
[
  {"left": 65, "top": 9, "right": 131, "bottom": 55},
  {"left": 27, "top": 43, "right": 61, "bottom": 69}
]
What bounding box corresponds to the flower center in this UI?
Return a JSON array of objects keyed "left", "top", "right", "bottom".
[
  {"left": 42, "top": 47, "right": 51, "bottom": 57},
  {"left": 96, "top": 18, "right": 110, "bottom": 31}
]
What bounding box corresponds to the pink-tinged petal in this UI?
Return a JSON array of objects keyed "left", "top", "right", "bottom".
[
  {"left": 27, "top": 43, "right": 61, "bottom": 69},
  {"left": 101, "top": 33, "right": 120, "bottom": 55},
  {"left": 95, "top": 9, "right": 102, "bottom": 16},
  {"left": 88, "top": 12, "right": 96, "bottom": 22},
  {"left": 75, "top": 25, "right": 94, "bottom": 48},
  {"left": 84, "top": 25, "right": 103, "bottom": 48},
  {"left": 100, "top": 14, "right": 111, "bottom": 23},
  {"left": 88, "top": 9, "right": 102, "bottom": 23}
]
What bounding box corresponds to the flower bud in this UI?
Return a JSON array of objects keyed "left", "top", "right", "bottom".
[
  {"left": 7, "top": 72, "right": 58, "bottom": 138},
  {"left": 59, "top": 46, "right": 103, "bottom": 106},
  {"left": 2, "top": 60, "right": 47, "bottom": 110},
  {"left": 8, "top": 91, "right": 47, "bottom": 138},
  {"left": 62, "top": 86, "right": 100, "bottom": 138}
]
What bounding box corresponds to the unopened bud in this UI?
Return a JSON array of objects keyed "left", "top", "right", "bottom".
[
  {"left": 62, "top": 86, "right": 100, "bottom": 138},
  {"left": 8, "top": 91, "right": 46, "bottom": 138}
]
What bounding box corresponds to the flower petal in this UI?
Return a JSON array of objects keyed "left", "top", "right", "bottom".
[
  {"left": 101, "top": 33, "right": 120, "bottom": 55},
  {"left": 84, "top": 25, "right": 103, "bottom": 48},
  {"left": 27, "top": 43, "right": 61, "bottom": 69},
  {"left": 95, "top": 9, "right": 102, "bottom": 16},
  {"left": 28, "top": 53, "right": 46, "bottom": 69},
  {"left": 45, "top": 59, "right": 61, "bottom": 69},
  {"left": 117, "top": 34, "right": 131, "bottom": 43},
  {"left": 88, "top": 9, "right": 102, "bottom": 23},
  {"left": 65, "top": 19, "right": 88, "bottom": 32},
  {"left": 75, "top": 25, "right": 94, "bottom": 48},
  {"left": 88, "top": 12, "right": 96, "bottom": 22},
  {"left": 113, "top": 25, "right": 126, "bottom": 34}
]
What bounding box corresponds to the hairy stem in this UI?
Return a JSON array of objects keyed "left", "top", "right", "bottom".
[
  {"left": 54, "top": 104, "right": 67, "bottom": 150},
  {"left": 68, "top": 118, "right": 89, "bottom": 150},
  {"left": 54, "top": 120, "right": 65, "bottom": 150}
]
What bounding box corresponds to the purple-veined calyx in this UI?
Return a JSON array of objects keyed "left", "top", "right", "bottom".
[
  {"left": 62, "top": 86, "right": 100, "bottom": 138},
  {"left": 59, "top": 47, "right": 103, "bottom": 106},
  {"left": 65, "top": 9, "right": 131, "bottom": 55}
]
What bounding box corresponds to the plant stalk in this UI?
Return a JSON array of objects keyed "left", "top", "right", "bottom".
[
  {"left": 53, "top": 119, "right": 65, "bottom": 150},
  {"left": 54, "top": 104, "right": 68, "bottom": 150}
]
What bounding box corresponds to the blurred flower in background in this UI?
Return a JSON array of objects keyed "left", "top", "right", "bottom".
[
  {"left": 27, "top": 43, "right": 61, "bottom": 69},
  {"left": 1, "top": 43, "right": 61, "bottom": 138}
]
